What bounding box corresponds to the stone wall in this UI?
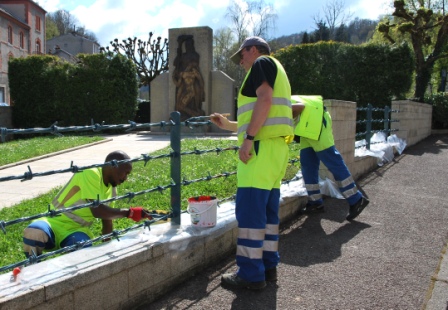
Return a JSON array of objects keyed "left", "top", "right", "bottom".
[
  {"left": 319, "top": 99, "right": 432, "bottom": 181},
  {"left": 391, "top": 100, "right": 432, "bottom": 147}
]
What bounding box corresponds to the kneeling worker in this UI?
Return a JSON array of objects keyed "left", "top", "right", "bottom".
[{"left": 23, "top": 150, "right": 152, "bottom": 258}]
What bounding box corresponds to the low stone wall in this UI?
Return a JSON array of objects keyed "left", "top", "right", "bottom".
[
  {"left": 0, "top": 196, "right": 306, "bottom": 310},
  {"left": 391, "top": 100, "right": 432, "bottom": 147},
  {"left": 320, "top": 99, "right": 432, "bottom": 181},
  {"left": 0, "top": 99, "right": 433, "bottom": 310}
]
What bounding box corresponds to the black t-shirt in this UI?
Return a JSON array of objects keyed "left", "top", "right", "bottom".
[{"left": 241, "top": 56, "right": 278, "bottom": 98}]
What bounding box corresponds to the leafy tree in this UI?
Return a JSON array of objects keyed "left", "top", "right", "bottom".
[
  {"left": 347, "top": 18, "right": 378, "bottom": 44},
  {"left": 377, "top": 0, "right": 448, "bottom": 101},
  {"left": 334, "top": 24, "right": 348, "bottom": 42},
  {"left": 312, "top": 21, "right": 331, "bottom": 42},
  {"left": 100, "top": 32, "right": 169, "bottom": 88},
  {"left": 302, "top": 32, "right": 310, "bottom": 44},
  {"left": 45, "top": 16, "right": 59, "bottom": 40}
]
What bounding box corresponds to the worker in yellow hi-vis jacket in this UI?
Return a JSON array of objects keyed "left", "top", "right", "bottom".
[
  {"left": 210, "top": 36, "right": 293, "bottom": 290},
  {"left": 291, "top": 95, "right": 369, "bottom": 221}
]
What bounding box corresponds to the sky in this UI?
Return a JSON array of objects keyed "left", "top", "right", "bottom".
[{"left": 36, "top": 0, "right": 392, "bottom": 47}]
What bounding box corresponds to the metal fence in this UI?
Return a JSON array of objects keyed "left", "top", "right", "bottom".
[
  {"left": 355, "top": 103, "right": 400, "bottom": 149},
  {"left": 0, "top": 106, "right": 397, "bottom": 272}
]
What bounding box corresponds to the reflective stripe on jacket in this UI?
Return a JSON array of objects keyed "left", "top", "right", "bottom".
[{"left": 237, "top": 56, "right": 293, "bottom": 144}]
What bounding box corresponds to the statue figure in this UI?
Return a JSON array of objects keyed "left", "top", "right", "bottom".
[{"left": 172, "top": 35, "right": 205, "bottom": 120}]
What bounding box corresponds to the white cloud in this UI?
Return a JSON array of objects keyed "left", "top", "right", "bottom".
[
  {"left": 37, "top": 0, "right": 392, "bottom": 46},
  {"left": 36, "top": 0, "right": 60, "bottom": 12},
  {"left": 351, "top": 0, "right": 392, "bottom": 20},
  {"left": 69, "top": 0, "right": 225, "bottom": 46}
]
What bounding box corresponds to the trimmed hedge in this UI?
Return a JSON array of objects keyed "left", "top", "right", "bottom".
[
  {"left": 273, "top": 41, "right": 414, "bottom": 106},
  {"left": 9, "top": 54, "right": 138, "bottom": 128},
  {"left": 425, "top": 92, "right": 448, "bottom": 129}
]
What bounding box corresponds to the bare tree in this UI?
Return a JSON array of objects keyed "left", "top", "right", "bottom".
[
  {"left": 221, "top": 0, "right": 278, "bottom": 86},
  {"left": 226, "top": 0, "right": 251, "bottom": 43},
  {"left": 225, "top": 0, "right": 277, "bottom": 43},
  {"left": 213, "top": 28, "right": 236, "bottom": 71},
  {"left": 247, "top": 1, "right": 277, "bottom": 38},
  {"left": 47, "top": 10, "right": 78, "bottom": 35},
  {"left": 75, "top": 26, "right": 99, "bottom": 43},
  {"left": 101, "top": 32, "right": 169, "bottom": 87},
  {"left": 314, "top": 0, "right": 353, "bottom": 40}
]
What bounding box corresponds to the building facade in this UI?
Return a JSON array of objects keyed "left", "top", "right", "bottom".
[
  {"left": 0, "top": 0, "right": 46, "bottom": 105},
  {"left": 47, "top": 32, "right": 100, "bottom": 62}
]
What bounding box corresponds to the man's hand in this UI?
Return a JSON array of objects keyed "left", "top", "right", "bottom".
[
  {"left": 209, "top": 113, "right": 237, "bottom": 132},
  {"left": 239, "top": 139, "right": 253, "bottom": 164},
  {"left": 128, "top": 207, "right": 153, "bottom": 222}
]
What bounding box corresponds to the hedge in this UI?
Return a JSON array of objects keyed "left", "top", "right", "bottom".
[
  {"left": 273, "top": 41, "right": 414, "bottom": 107},
  {"left": 9, "top": 54, "right": 138, "bottom": 128}
]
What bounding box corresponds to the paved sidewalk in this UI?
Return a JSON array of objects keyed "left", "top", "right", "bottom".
[
  {"left": 140, "top": 134, "right": 448, "bottom": 309},
  {"left": 0, "top": 133, "right": 171, "bottom": 209}
]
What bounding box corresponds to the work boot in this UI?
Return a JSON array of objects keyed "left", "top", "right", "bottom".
[
  {"left": 221, "top": 273, "right": 266, "bottom": 290},
  {"left": 300, "top": 203, "right": 324, "bottom": 214},
  {"left": 346, "top": 196, "right": 369, "bottom": 221},
  {"left": 265, "top": 267, "right": 277, "bottom": 282}
]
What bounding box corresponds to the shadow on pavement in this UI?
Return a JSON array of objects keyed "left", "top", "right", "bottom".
[
  {"left": 279, "top": 198, "right": 371, "bottom": 268},
  {"left": 404, "top": 134, "right": 448, "bottom": 156}
]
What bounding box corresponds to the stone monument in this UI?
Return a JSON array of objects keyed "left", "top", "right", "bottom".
[{"left": 151, "top": 26, "right": 235, "bottom": 133}]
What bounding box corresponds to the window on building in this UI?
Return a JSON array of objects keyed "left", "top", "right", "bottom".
[
  {"left": 20, "top": 32, "right": 24, "bottom": 49},
  {"left": 35, "top": 40, "right": 41, "bottom": 54},
  {"left": 8, "top": 26, "right": 12, "bottom": 44},
  {"left": 36, "top": 16, "right": 41, "bottom": 31},
  {"left": 0, "top": 87, "right": 5, "bottom": 104}
]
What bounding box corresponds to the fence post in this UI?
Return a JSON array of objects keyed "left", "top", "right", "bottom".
[
  {"left": 170, "top": 111, "right": 181, "bottom": 225},
  {"left": 384, "top": 106, "right": 390, "bottom": 137},
  {"left": 366, "top": 103, "right": 372, "bottom": 150}
]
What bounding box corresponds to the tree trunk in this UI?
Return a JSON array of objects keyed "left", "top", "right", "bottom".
[{"left": 414, "top": 63, "right": 432, "bottom": 102}]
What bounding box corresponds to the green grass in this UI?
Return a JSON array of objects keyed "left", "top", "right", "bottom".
[
  {"left": 0, "top": 137, "right": 301, "bottom": 272},
  {"left": 0, "top": 135, "right": 105, "bottom": 166}
]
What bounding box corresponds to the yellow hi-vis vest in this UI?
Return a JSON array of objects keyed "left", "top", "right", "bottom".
[
  {"left": 45, "top": 167, "right": 116, "bottom": 247},
  {"left": 292, "top": 95, "right": 324, "bottom": 141},
  {"left": 237, "top": 56, "right": 294, "bottom": 144}
]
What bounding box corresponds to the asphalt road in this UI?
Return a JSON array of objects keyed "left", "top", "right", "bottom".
[{"left": 138, "top": 134, "right": 448, "bottom": 310}]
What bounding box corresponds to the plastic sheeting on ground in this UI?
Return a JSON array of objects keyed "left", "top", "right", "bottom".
[{"left": 355, "top": 133, "right": 406, "bottom": 166}]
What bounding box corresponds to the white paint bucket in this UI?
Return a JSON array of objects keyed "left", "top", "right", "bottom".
[{"left": 187, "top": 196, "right": 217, "bottom": 227}]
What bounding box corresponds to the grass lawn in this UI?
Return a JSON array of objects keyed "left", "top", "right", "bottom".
[{"left": 0, "top": 136, "right": 301, "bottom": 272}]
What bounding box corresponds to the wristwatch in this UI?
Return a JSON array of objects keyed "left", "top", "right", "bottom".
[{"left": 244, "top": 133, "right": 255, "bottom": 140}]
